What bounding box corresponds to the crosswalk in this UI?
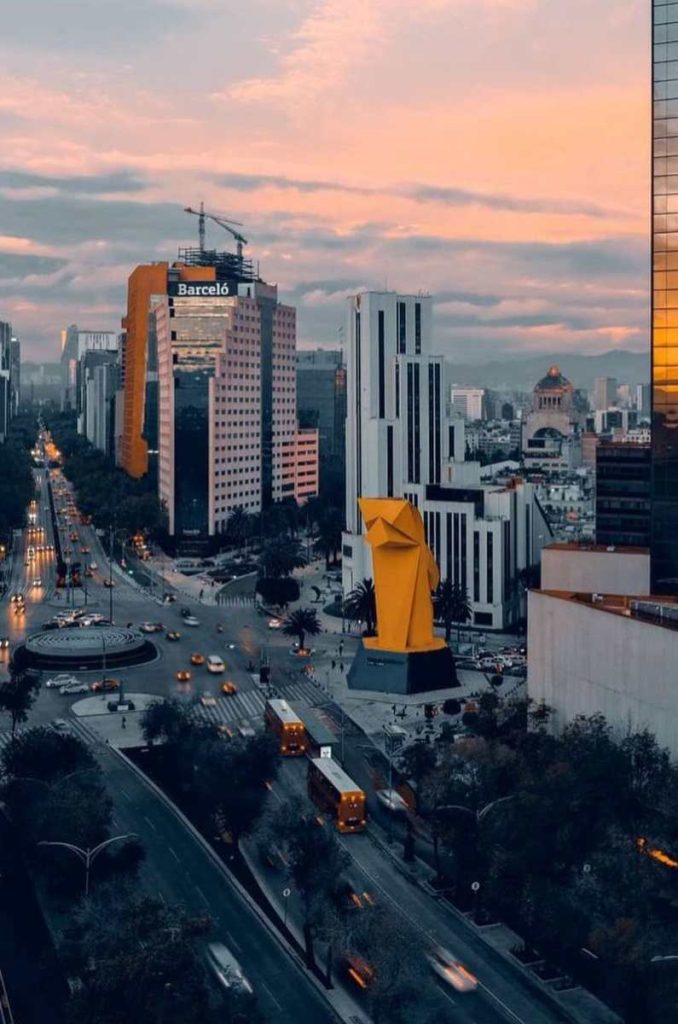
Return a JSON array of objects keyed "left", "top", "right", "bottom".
[
  {"left": 190, "top": 678, "right": 327, "bottom": 730},
  {"left": 0, "top": 716, "right": 102, "bottom": 755},
  {"left": 216, "top": 594, "right": 256, "bottom": 608}
]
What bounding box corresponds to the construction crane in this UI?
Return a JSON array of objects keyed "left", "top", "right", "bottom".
[{"left": 184, "top": 202, "right": 248, "bottom": 261}]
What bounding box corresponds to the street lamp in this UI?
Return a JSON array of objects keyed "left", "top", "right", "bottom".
[{"left": 38, "top": 833, "right": 137, "bottom": 896}]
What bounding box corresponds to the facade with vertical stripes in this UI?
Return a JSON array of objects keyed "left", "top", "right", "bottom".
[{"left": 343, "top": 291, "right": 549, "bottom": 630}]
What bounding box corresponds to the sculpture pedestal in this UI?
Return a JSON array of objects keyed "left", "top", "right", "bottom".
[{"left": 347, "top": 641, "right": 458, "bottom": 695}]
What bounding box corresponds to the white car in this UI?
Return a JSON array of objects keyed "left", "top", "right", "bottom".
[
  {"left": 184, "top": 616, "right": 200, "bottom": 627},
  {"left": 205, "top": 942, "right": 253, "bottom": 997},
  {"left": 46, "top": 673, "right": 79, "bottom": 689},
  {"left": 139, "top": 622, "right": 158, "bottom": 633},
  {"left": 268, "top": 618, "right": 282, "bottom": 629},
  {"left": 206, "top": 655, "right": 225, "bottom": 674},
  {"left": 89, "top": 562, "right": 97, "bottom": 570},
  {"left": 426, "top": 947, "right": 478, "bottom": 993},
  {"left": 375, "top": 788, "right": 409, "bottom": 813},
  {"left": 59, "top": 681, "right": 90, "bottom": 695}
]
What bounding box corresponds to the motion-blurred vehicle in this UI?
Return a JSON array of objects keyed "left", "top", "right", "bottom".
[
  {"left": 375, "top": 788, "right": 409, "bottom": 814},
  {"left": 45, "top": 671, "right": 80, "bottom": 688},
  {"left": 0, "top": 638, "right": 9, "bottom": 650},
  {"left": 89, "top": 562, "right": 97, "bottom": 570},
  {"left": 200, "top": 692, "right": 217, "bottom": 707},
  {"left": 32, "top": 578, "right": 42, "bottom": 587},
  {"left": 207, "top": 655, "right": 225, "bottom": 673},
  {"left": 176, "top": 670, "right": 192, "bottom": 683},
  {"left": 91, "top": 678, "right": 121, "bottom": 693},
  {"left": 184, "top": 616, "right": 200, "bottom": 627},
  {"left": 166, "top": 631, "right": 181, "bottom": 641},
  {"left": 238, "top": 721, "right": 255, "bottom": 738},
  {"left": 343, "top": 954, "right": 375, "bottom": 990},
  {"left": 205, "top": 942, "right": 254, "bottom": 998},
  {"left": 190, "top": 653, "right": 205, "bottom": 666},
  {"left": 426, "top": 947, "right": 478, "bottom": 993},
  {"left": 268, "top": 618, "right": 282, "bottom": 629},
  {"left": 103, "top": 579, "right": 115, "bottom": 588},
  {"left": 221, "top": 681, "right": 237, "bottom": 695},
  {"left": 59, "top": 681, "right": 90, "bottom": 695}
]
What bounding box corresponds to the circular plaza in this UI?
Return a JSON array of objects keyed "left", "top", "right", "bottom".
[{"left": 16, "top": 625, "right": 156, "bottom": 671}]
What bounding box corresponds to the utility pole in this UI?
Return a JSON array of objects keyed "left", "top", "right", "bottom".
[{"left": 108, "top": 522, "right": 114, "bottom": 623}]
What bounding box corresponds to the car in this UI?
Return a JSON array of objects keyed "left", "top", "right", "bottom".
[
  {"left": 32, "top": 578, "right": 42, "bottom": 587},
  {"left": 69, "top": 532, "right": 77, "bottom": 542},
  {"left": 344, "top": 954, "right": 375, "bottom": 990},
  {"left": 334, "top": 874, "right": 376, "bottom": 912},
  {"left": 80, "top": 546, "right": 90, "bottom": 554},
  {"left": 52, "top": 719, "right": 70, "bottom": 732},
  {"left": 221, "top": 681, "right": 237, "bottom": 695},
  {"left": 176, "top": 670, "right": 192, "bottom": 683},
  {"left": 89, "top": 562, "right": 97, "bottom": 570},
  {"left": 199, "top": 692, "right": 217, "bottom": 707},
  {"left": 426, "top": 947, "right": 478, "bottom": 993},
  {"left": 166, "top": 631, "right": 181, "bottom": 641},
  {"left": 238, "top": 720, "right": 255, "bottom": 738},
  {"left": 205, "top": 942, "right": 254, "bottom": 998},
  {"left": 375, "top": 788, "right": 409, "bottom": 814},
  {"left": 207, "top": 655, "right": 225, "bottom": 674},
  {"left": 59, "top": 681, "right": 90, "bottom": 695},
  {"left": 10, "top": 593, "right": 23, "bottom": 604},
  {"left": 45, "top": 673, "right": 80, "bottom": 689},
  {"left": 184, "top": 616, "right": 200, "bottom": 627},
  {"left": 0, "top": 638, "right": 9, "bottom": 650},
  {"left": 268, "top": 618, "right": 282, "bottom": 629},
  {"left": 90, "top": 678, "right": 121, "bottom": 693},
  {"left": 140, "top": 622, "right": 160, "bottom": 634},
  {"left": 179, "top": 607, "right": 192, "bottom": 618},
  {"left": 103, "top": 579, "right": 115, "bottom": 588},
  {"left": 190, "top": 653, "right": 205, "bottom": 666},
  {"left": 84, "top": 568, "right": 93, "bottom": 578}
]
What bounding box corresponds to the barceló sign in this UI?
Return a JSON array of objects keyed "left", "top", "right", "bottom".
[{"left": 168, "top": 281, "right": 233, "bottom": 297}]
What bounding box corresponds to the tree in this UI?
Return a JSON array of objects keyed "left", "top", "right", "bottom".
[
  {"left": 59, "top": 886, "right": 211, "bottom": 1024},
  {"left": 434, "top": 579, "right": 471, "bottom": 644},
  {"left": 397, "top": 739, "right": 437, "bottom": 798},
  {"left": 0, "top": 670, "right": 39, "bottom": 741},
  {"left": 282, "top": 607, "right": 322, "bottom": 652},
  {"left": 257, "top": 537, "right": 306, "bottom": 579},
  {"left": 348, "top": 908, "right": 427, "bottom": 1024},
  {"left": 344, "top": 578, "right": 377, "bottom": 635},
  {"left": 1, "top": 725, "right": 97, "bottom": 783},
  {"left": 263, "top": 797, "right": 349, "bottom": 970},
  {"left": 255, "top": 576, "right": 300, "bottom": 608},
  {"left": 313, "top": 507, "right": 343, "bottom": 568}
]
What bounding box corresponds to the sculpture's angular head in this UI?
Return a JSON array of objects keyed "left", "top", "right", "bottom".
[{"left": 359, "top": 498, "right": 425, "bottom": 546}]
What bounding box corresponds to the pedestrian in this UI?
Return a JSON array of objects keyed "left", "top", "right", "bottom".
[
  {"left": 121, "top": 716, "right": 127, "bottom": 729},
  {"left": 331, "top": 659, "right": 336, "bottom": 670},
  {"left": 339, "top": 662, "right": 344, "bottom": 673},
  {"left": 200, "top": 588, "right": 204, "bottom": 599}
]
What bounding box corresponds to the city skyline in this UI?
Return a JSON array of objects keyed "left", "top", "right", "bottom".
[{"left": 0, "top": 0, "right": 651, "bottom": 361}]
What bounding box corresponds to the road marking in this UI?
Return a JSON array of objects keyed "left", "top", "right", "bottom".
[
  {"left": 261, "top": 981, "right": 283, "bottom": 1011},
  {"left": 143, "top": 815, "right": 158, "bottom": 832},
  {"left": 118, "top": 787, "right": 131, "bottom": 801},
  {"left": 478, "top": 983, "right": 525, "bottom": 1024},
  {"left": 222, "top": 929, "right": 242, "bottom": 953},
  {"left": 194, "top": 884, "right": 209, "bottom": 906},
  {"left": 168, "top": 846, "right": 180, "bottom": 862}
]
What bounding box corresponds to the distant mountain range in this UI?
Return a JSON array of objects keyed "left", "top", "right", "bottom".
[{"left": 446, "top": 349, "right": 650, "bottom": 393}]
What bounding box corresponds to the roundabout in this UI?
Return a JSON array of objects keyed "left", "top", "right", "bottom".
[{"left": 15, "top": 625, "right": 157, "bottom": 671}]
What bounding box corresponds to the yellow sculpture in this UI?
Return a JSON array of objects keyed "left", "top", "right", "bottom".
[{"left": 359, "top": 498, "right": 446, "bottom": 655}]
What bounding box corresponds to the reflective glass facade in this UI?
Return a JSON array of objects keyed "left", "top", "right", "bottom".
[{"left": 652, "top": 1, "right": 678, "bottom": 591}]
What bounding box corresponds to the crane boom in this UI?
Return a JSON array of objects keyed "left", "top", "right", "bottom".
[{"left": 184, "top": 203, "right": 248, "bottom": 261}]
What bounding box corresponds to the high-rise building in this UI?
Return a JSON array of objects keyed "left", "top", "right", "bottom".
[
  {"left": 449, "top": 387, "right": 486, "bottom": 422},
  {"left": 60, "top": 327, "right": 118, "bottom": 411},
  {"left": 595, "top": 441, "right": 651, "bottom": 548},
  {"left": 296, "top": 349, "right": 346, "bottom": 483},
  {"left": 9, "top": 336, "right": 20, "bottom": 415},
  {"left": 0, "top": 321, "right": 16, "bottom": 440},
  {"left": 636, "top": 382, "right": 651, "bottom": 417},
  {"left": 121, "top": 249, "right": 317, "bottom": 542},
  {"left": 342, "top": 291, "right": 549, "bottom": 630},
  {"left": 651, "top": 0, "right": 678, "bottom": 592},
  {"left": 593, "top": 376, "right": 618, "bottom": 411}
]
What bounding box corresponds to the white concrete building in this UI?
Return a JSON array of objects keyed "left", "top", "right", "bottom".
[
  {"left": 342, "top": 291, "right": 550, "bottom": 630},
  {"left": 449, "top": 387, "right": 485, "bottom": 422},
  {"left": 528, "top": 588, "right": 678, "bottom": 758},
  {"left": 541, "top": 543, "right": 650, "bottom": 595}
]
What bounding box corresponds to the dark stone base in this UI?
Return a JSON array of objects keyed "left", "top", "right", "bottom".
[{"left": 347, "top": 642, "right": 458, "bottom": 695}]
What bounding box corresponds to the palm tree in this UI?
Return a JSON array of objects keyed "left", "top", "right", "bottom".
[
  {"left": 313, "top": 507, "right": 343, "bottom": 569},
  {"left": 344, "top": 578, "right": 377, "bottom": 636},
  {"left": 257, "top": 537, "right": 307, "bottom": 579},
  {"left": 226, "top": 505, "right": 249, "bottom": 550},
  {"left": 283, "top": 608, "right": 322, "bottom": 653},
  {"left": 435, "top": 579, "right": 471, "bottom": 645}
]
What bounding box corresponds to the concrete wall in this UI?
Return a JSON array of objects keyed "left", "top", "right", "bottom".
[
  {"left": 541, "top": 546, "right": 650, "bottom": 595},
  {"left": 528, "top": 590, "right": 678, "bottom": 757}
]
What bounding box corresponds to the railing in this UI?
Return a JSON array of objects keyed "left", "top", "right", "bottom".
[{"left": 0, "top": 969, "right": 15, "bottom": 1024}]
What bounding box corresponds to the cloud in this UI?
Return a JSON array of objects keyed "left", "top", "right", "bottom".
[
  {"left": 0, "top": 169, "right": 148, "bottom": 195},
  {"left": 0, "top": 252, "right": 68, "bottom": 279}
]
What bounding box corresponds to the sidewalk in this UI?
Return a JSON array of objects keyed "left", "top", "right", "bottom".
[{"left": 71, "top": 692, "right": 158, "bottom": 748}]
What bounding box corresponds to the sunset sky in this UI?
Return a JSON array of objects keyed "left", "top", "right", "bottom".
[{"left": 0, "top": 0, "right": 650, "bottom": 362}]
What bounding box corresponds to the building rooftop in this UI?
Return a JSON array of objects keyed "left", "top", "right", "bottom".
[
  {"left": 535, "top": 365, "right": 573, "bottom": 391},
  {"left": 545, "top": 541, "right": 649, "bottom": 555},
  {"left": 541, "top": 589, "right": 678, "bottom": 632}
]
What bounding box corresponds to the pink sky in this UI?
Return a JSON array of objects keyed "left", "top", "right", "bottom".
[{"left": 0, "top": 0, "right": 650, "bottom": 362}]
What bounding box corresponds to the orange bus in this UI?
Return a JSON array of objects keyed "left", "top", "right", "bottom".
[
  {"left": 307, "top": 757, "right": 366, "bottom": 833},
  {"left": 264, "top": 699, "right": 307, "bottom": 756}
]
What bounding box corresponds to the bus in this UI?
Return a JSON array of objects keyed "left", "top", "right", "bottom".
[
  {"left": 264, "top": 699, "right": 307, "bottom": 756},
  {"left": 291, "top": 704, "right": 336, "bottom": 760},
  {"left": 307, "top": 757, "right": 366, "bottom": 833}
]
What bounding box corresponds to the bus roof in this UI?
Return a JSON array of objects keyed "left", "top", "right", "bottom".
[
  {"left": 266, "top": 699, "right": 304, "bottom": 727},
  {"left": 291, "top": 704, "right": 336, "bottom": 746},
  {"left": 310, "top": 757, "right": 363, "bottom": 795}
]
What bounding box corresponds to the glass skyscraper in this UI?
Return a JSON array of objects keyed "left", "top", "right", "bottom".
[{"left": 652, "top": 1, "right": 678, "bottom": 591}]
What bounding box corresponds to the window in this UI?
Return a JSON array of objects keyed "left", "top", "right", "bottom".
[
  {"left": 387, "top": 425, "right": 394, "bottom": 497},
  {"left": 415, "top": 302, "right": 421, "bottom": 354},
  {"left": 378, "top": 310, "right": 385, "bottom": 418},
  {"left": 398, "top": 302, "right": 406, "bottom": 353},
  {"left": 473, "top": 531, "right": 480, "bottom": 603},
  {"left": 487, "top": 533, "right": 494, "bottom": 603}
]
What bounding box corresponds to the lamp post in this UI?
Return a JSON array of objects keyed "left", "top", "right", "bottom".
[
  {"left": 38, "top": 833, "right": 137, "bottom": 896},
  {"left": 108, "top": 522, "right": 114, "bottom": 623}
]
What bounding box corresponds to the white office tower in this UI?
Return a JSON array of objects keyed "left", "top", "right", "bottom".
[{"left": 343, "top": 291, "right": 550, "bottom": 631}]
